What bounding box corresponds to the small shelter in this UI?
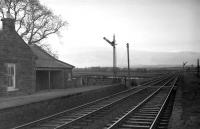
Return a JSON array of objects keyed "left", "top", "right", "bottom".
[{"left": 30, "top": 45, "right": 74, "bottom": 91}]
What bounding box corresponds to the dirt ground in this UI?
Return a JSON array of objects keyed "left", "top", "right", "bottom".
[{"left": 169, "top": 72, "right": 200, "bottom": 129}]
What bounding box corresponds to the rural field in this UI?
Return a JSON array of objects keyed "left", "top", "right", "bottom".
[{"left": 73, "top": 67, "right": 182, "bottom": 78}]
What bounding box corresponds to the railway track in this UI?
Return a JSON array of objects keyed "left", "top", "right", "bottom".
[
  {"left": 13, "top": 74, "right": 176, "bottom": 129},
  {"left": 155, "top": 83, "right": 177, "bottom": 129},
  {"left": 105, "top": 77, "right": 178, "bottom": 129}
]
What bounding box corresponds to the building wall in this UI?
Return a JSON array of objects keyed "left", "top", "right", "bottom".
[
  {"left": 0, "top": 31, "right": 35, "bottom": 96},
  {"left": 64, "top": 69, "right": 73, "bottom": 87}
]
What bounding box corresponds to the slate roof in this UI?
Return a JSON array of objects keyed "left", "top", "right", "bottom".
[
  {"left": 29, "top": 45, "right": 74, "bottom": 69},
  {"left": 0, "top": 29, "right": 35, "bottom": 59}
]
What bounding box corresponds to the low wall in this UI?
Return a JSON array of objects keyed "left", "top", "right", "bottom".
[
  {"left": 66, "top": 77, "right": 116, "bottom": 88},
  {"left": 0, "top": 84, "right": 126, "bottom": 129}
]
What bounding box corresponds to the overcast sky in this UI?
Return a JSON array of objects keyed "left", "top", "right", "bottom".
[
  {"left": 38, "top": 0, "right": 200, "bottom": 67},
  {"left": 3, "top": 0, "right": 200, "bottom": 67}
]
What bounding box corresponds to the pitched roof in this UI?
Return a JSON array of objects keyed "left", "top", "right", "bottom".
[
  {"left": 0, "top": 29, "right": 35, "bottom": 59},
  {"left": 29, "top": 45, "right": 74, "bottom": 69}
]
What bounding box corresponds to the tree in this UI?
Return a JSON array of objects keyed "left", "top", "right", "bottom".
[
  {"left": 37, "top": 43, "right": 59, "bottom": 59},
  {"left": 0, "top": 0, "right": 67, "bottom": 45}
]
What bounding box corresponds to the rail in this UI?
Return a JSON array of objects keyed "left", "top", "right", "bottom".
[
  {"left": 106, "top": 75, "right": 178, "bottom": 129},
  {"left": 12, "top": 73, "right": 175, "bottom": 129}
]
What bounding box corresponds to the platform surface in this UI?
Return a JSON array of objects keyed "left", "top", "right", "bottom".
[{"left": 0, "top": 84, "right": 117, "bottom": 110}]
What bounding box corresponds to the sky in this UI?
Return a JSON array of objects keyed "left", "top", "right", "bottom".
[
  {"left": 38, "top": 0, "right": 200, "bottom": 67},
  {"left": 1, "top": 0, "right": 200, "bottom": 67}
]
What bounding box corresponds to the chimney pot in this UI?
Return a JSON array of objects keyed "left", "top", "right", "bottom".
[{"left": 1, "top": 18, "right": 15, "bottom": 31}]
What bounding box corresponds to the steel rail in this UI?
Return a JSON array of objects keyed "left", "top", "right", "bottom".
[
  {"left": 138, "top": 72, "right": 171, "bottom": 86},
  {"left": 149, "top": 76, "right": 178, "bottom": 129},
  {"left": 12, "top": 74, "right": 174, "bottom": 129},
  {"left": 106, "top": 76, "right": 177, "bottom": 129},
  {"left": 54, "top": 75, "right": 174, "bottom": 129}
]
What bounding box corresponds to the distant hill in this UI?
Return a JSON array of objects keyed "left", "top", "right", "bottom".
[
  {"left": 61, "top": 48, "right": 200, "bottom": 68},
  {"left": 132, "top": 51, "right": 200, "bottom": 67}
]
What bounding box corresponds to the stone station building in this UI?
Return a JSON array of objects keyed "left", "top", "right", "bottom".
[{"left": 0, "top": 18, "right": 74, "bottom": 96}]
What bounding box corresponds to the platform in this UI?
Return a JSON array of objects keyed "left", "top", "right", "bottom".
[
  {"left": 0, "top": 84, "right": 127, "bottom": 129},
  {"left": 0, "top": 84, "right": 119, "bottom": 110}
]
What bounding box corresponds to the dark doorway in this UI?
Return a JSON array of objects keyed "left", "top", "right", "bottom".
[{"left": 36, "top": 70, "right": 64, "bottom": 91}]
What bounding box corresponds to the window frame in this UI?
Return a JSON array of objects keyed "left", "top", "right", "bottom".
[{"left": 6, "top": 63, "right": 17, "bottom": 91}]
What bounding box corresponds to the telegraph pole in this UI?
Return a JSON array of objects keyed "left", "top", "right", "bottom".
[
  {"left": 126, "top": 43, "right": 130, "bottom": 79},
  {"left": 197, "top": 59, "right": 199, "bottom": 77},
  {"left": 103, "top": 34, "right": 117, "bottom": 79}
]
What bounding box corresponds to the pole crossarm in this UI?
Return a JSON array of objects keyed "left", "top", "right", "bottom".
[{"left": 103, "top": 37, "right": 115, "bottom": 46}]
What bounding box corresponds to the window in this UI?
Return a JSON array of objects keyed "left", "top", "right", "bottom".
[{"left": 6, "top": 64, "right": 16, "bottom": 91}]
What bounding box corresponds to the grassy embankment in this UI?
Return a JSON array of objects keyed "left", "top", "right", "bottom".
[{"left": 169, "top": 72, "right": 200, "bottom": 129}]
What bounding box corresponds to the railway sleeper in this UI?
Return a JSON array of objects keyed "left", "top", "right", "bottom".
[
  {"left": 56, "top": 117, "right": 75, "bottom": 121},
  {"left": 158, "top": 126, "right": 168, "bottom": 129},
  {"left": 45, "top": 120, "right": 65, "bottom": 124},
  {"left": 142, "top": 106, "right": 161, "bottom": 109},
  {"left": 159, "top": 122, "right": 168, "bottom": 126},
  {"left": 121, "top": 124, "right": 150, "bottom": 128},
  {"left": 68, "top": 125, "right": 83, "bottom": 129},
  {"left": 134, "top": 114, "right": 157, "bottom": 117},
  {"left": 61, "top": 115, "right": 79, "bottom": 118},
  {"left": 39, "top": 123, "right": 60, "bottom": 127},
  {"left": 125, "top": 120, "right": 152, "bottom": 125},
  {"left": 139, "top": 109, "right": 158, "bottom": 112},
  {"left": 131, "top": 116, "right": 155, "bottom": 119},
  {"left": 128, "top": 118, "right": 154, "bottom": 122}
]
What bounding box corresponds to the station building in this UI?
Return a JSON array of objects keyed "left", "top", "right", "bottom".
[{"left": 0, "top": 18, "right": 74, "bottom": 96}]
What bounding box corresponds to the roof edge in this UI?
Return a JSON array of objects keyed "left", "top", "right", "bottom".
[{"left": 29, "top": 44, "right": 75, "bottom": 68}]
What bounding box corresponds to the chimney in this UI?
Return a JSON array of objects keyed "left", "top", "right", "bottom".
[{"left": 1, "top": 18, "right": 15, "bottom": 31}]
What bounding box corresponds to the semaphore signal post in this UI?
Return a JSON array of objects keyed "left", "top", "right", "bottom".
[{"left": 103, "top": 34, "right": 117, "bottom": 79}]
